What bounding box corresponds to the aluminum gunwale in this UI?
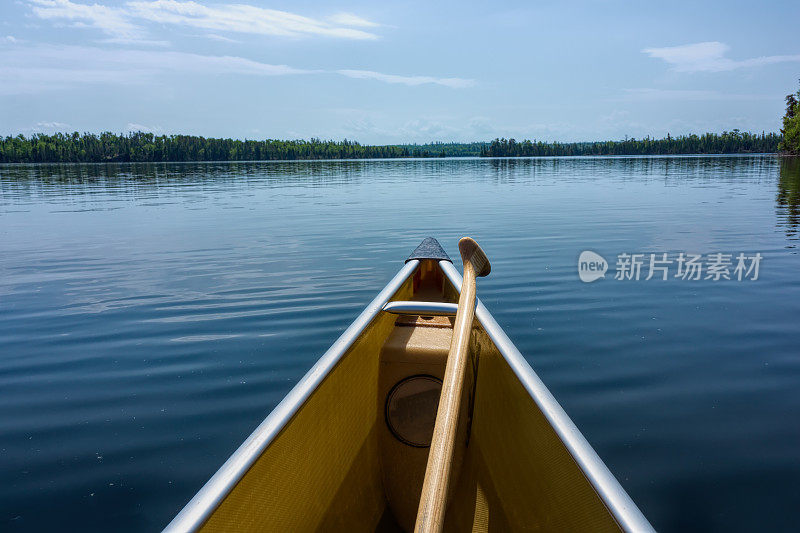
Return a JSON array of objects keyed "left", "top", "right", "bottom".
[
  {"left": 162, "top": 259, "right": 420, "bottom": 533},
  {"left": 438, "top": 260, "right": 654, "bottom": 533}
]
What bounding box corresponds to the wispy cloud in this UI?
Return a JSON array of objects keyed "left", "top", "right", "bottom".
[
  {"left": 100, "top": 37, "right": 170, "bottom": 46},
  {"left": 205, "top": 33, "right": 241, "bottom": 44},
  {"left": 28, "top": 0, "right": 144, "bottom": 40},
  {"left": 337, "top": 69, "right": 475, "bottom": 89},
  {"left": 35, "top": 121, "right": 70, "bottom": 129},
  {"left": 16, "top": 121, "right": 73, "bottom": 134},
  {"left": 2, "top": 36, "right": 20, "bottom": 44},
  {"left": 126, "top": 122, "right": 162, "bottom": 133},
  {"left": 332, "top": 115, "right": 580, "bottom": 144},
  {"left": 25, "top": 0, "right": 381, "bottom": 41},
  {"left": 0, "top": 45, "right": 474, "bottom": 95},
  {"left": 327, "top": 13, "right": 379, "bottom": 28},
  {"left": 127, "top": 1, "right": 379, "bottom": 40},
  {"left": 0, "top": 44, "right": 310, "bottom": 95},
  {"left": 642, "top": 41, "right": 800, "bottom": 73}
]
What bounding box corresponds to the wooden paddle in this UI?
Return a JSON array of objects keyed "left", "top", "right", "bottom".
[{"left": 415, "top": 237, "right": 491, "bottom": 533}]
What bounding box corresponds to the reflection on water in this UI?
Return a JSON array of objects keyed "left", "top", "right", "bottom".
[
  {"left": 776, "top": 158, "right": 800, "bottom": 243},
  {"left": 1, "top": 156, "right": 799, "bottom": 532}
]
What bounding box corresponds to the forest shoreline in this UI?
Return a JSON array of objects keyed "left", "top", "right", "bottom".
[{"left": 0, "top": 130, "right": 783, "bottom": 163}]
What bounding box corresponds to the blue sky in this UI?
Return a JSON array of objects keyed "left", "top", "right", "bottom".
[{"left": 1, "top": 0, "right": 799, "bottom": 143}]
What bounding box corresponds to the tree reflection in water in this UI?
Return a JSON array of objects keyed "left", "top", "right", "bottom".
[{"left": 776, "top": 158, "right": 800, "bottom": 244}]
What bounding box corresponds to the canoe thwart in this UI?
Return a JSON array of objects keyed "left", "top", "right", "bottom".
[{"left": 383, "top": 301, "right": 459, "bottom": 316}]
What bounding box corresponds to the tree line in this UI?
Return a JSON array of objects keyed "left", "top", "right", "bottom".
[
  {"left": 0, "top": 130, "right": 784, "bottom": 163},
  {"left": 481, "top": 131, "right": 781, "bottom": 157},
  {"left": 0, "top": 133, "right": 419, "bottom": 163}
]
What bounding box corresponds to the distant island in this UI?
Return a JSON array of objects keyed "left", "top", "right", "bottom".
[{"left": 0, "top": 130, "right": 784, "bottom": 163}]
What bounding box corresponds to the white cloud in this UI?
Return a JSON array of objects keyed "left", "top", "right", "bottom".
[
  {"left": 0, "top": 44, "right": 310, "bottom": 95},
  {"left": 126, "top": 122, "right": 162, "bottom": 133},
  {"left": 331, "top": 115, "right": 506, "bottom": 144},
  {"left": 642, "top": 41, "right": 800, "bottom": 73},
  {"left": 205, "top": 33, "right": 240, "bottom": 43},
  {"left": 467, "top": 117, "right": 493, "bottom": 135},
  {"left": 401, "top": 118, "right": 448, "bottom": 137},
  {"left": 0, "top": 66, "right": 137, "bottom": 95},
  {"left": 337, "top": 69, "right": 475, "bottom": 89},
  {"left": 2, "top": 35, "right": 19, "bottom": 44},
  {"left": 328, "top": 13, "right": 379, "bottom": 28},
  {"left": 25, "top": 0, "right": 380, "bottom": 41},
  {"left": 100, "top": 37, "right": 170, "bottom": 46},
  {"left": 27, "top": 0, "right": 144, "bottom": 40},
  {"left": 35, "top": 121, "right": 70, "bottom": 129},
  {"left": 126, "top": 0, "right": 379, "bottom": 40},
  {"left": 0, "top": 45, "right": 472, "bottom": 95}
]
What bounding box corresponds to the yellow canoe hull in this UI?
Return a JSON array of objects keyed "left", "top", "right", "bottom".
[{"left": 165, "top": 239, "right": 652, "bottom": 532}]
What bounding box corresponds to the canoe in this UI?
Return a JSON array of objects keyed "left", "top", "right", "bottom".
[{"left": 164, "top": 238, "right": 653, "bottom": 532}]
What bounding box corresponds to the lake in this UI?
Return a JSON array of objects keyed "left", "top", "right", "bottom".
[{"left": 1, "top": 156, "right": 799, "bottom": 531}]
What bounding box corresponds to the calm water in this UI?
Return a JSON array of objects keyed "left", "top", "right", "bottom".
[{"left": 1, "top": 156, "right": 799, "bottom": 532}]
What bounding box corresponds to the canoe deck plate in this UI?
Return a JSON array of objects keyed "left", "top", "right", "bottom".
[{"left": 406, "top": 237, "right": 452, "bottom": 263}]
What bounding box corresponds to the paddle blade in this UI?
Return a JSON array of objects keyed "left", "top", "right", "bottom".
[{"left": 458, "top": 237, "right": 491, "bottom": 277}]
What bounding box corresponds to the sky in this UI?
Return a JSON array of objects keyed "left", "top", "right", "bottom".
[{"left": 1, "top": 0, "right": 799, "bottom": 144}]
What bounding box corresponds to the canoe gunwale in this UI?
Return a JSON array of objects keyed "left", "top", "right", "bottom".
[
  {"left": 163, "top": 259, "right": 421, "bottom": 533},
  {"left": 438, "top": 260, "right": 654, "bottom": 533}
]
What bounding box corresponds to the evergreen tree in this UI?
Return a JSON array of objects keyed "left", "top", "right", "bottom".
[{"left": 779, "top": 82, "right": 800, "bottom": 155}]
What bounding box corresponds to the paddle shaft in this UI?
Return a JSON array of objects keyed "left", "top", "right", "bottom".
[{"left": 414, "top": 260, "right": 479, "bottom": 533}]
